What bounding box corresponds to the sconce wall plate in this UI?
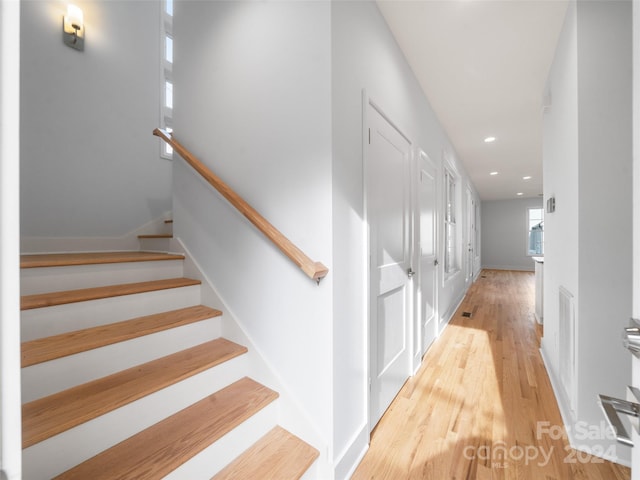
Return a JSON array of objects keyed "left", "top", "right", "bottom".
[{"left": 63, "top": 6, "right": 84, "bottom": 51}]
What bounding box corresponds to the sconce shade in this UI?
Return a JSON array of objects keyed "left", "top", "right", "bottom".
[
  {"left": 63, "top": 4, "right": 84, "bottom": 51},
  {"left": 67, "top": 5, "right": 83, "bottom": 29}
]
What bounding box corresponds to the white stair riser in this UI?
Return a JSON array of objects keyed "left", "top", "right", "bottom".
[
  {"left": 21, "top": 285, "right": 201, "bottom": 341},
  {"left": 300, "top": 459, "right": 318, "bottom": 480},
  {"left": 164, "top": 402, "right": 278, "bottom": 480},
  {"left": 22, "top": 355, "right": 252, "bottom": 480},
  {"left": 22, "top": 317, "right": 221, "bottom": 402},
  {"left": 138, "top": 237, "right": 172, "bottom": 252},
  {"left": 21, "top": 260, "right": 184, "bottom": 295}
]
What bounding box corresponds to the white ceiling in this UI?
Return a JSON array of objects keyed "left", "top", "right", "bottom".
[{"left": 377, "top": 0, "right": 569, "bottom": 201}]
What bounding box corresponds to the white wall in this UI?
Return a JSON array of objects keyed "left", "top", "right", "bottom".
[
  {"left": 173, "top": 2, "right": 480, "bottom": 478},
  {"left": 542, "top": 0, "right": 579, "bottom": 391},
  {"left": 172, "top": 0, "right": 333, "bottom": 474},
  {"left": 20, "top": 0, "right": 172, "bottom": 244},
  {"left": 481, "top": 197, "right": 543, "bottom": 272},
  {"left": 1, "top": 1, "right": 23, "bottom": 477},
  {"left": 171, "top": 2, "right": 481, "bottom": 478},
  {"left": 331, "top": 2, "right": 480, "bottom": 476},
  {"left": 576, "top": 0, "right": 632, "bottom": 462},
  {"left": 543, "top": 0, "right": 632, "bottom": 464}
]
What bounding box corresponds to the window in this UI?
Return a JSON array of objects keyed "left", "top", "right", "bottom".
[
  {"left": 160, "top": 0, "right": 173, "bottom": 159},
  {"left": 444, "top": 169, "right": 458, "bottom": 276},
  {"left": 527, "top": 207, "right": 544, "bottom": 255}
]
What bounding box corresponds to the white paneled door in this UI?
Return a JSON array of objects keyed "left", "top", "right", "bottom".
[
  {"left": 418, "top": 151, "right": 438, "bottom": 356},
  {"left": 367, "top": 102, "right": 412, "bottom": 430}
]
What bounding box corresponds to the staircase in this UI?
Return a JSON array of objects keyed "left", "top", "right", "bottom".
[{"left": 20, "top": 248, "right": 319, "bottom": 479}]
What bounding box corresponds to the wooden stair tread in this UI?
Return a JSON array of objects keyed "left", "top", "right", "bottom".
[
  {"left": 212, "top": 426, "right": 319, "bottom": 480},
  {"left": 22, "top": 305, "right": 222, "bottom": 367},
  {"left": 22, "top": 338, "right": 248, "bottom": 448},
  {"left": 137, "top": 234, "right": 173, "bottom": 238},
  {"left": 21, "top": 277, "right": 201, "bottom": 310},
  {"left": 20, "top": 251, "right": 184, "bottom": 269},
  {"left": 164, "top": 219, "right": 173, "bottom": 224},
  {"left": 53, "top": 377, "right": 278, "bottom": 480}
]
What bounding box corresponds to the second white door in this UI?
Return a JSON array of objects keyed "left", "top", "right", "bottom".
[{"left": 418, "top": 151, "right": 438, "bottom": 355}]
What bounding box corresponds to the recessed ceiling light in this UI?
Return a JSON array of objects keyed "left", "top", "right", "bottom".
[
  {"left": 489, "top": 171, "right": 499, "bottom": 176},
  {"left": 484, "top": 136, "right": 496, "bottom": 143},
  {"left": 517, "top": 192, "right": 524, "bottom": 196},
  {"left": 523, "top": 176, "right": 532, "bottom": 180}
]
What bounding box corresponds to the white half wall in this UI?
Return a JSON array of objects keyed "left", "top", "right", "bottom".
[
  {"left": 481, "top": 197, "right": 543, "bottom": 272},
  {"left": 20, "top": 0, "right": 172, "bottom": 241},
  {"left": 543, "top": 0, "right": 632, "bottom": 464},
  {"left": 542, "top": 0, "right": 580, "bottom": 402}
]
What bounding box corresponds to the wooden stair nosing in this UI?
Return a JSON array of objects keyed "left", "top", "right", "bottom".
[
  {"left": 53, "top": 377, "right": 279, "bottom": 480},
  {"left": 22, "top": 338, "right": 248, "bottom": 448},
  {"left": 20, "top": 252, "right": 185, "bottom": 269},
  {"left": 21, "top": 305, "right": 222, "bottom": 368},
  {"left": 137, "top": 234, "right": 173, "bottom": 239},
  {"left": 20, "top": 277, "right": 201, "bottom": 311},
  {"left": 164, "top": 219, "right": 173, "bottom": 224},
  {"left": 212, "top": 426, "right": 319, "bottom": 480}
]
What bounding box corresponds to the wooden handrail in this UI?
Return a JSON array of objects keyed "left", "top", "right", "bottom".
[{"left": 154, "top": 128, "right": 329, "bottom": 283}]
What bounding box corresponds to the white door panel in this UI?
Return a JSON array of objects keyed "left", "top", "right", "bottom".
[
  {"left": 418, "top": 152, "right": 438, "bottom": 355},
  {"left": 367, "top": 102, "right": 411, "bottom": 429}
]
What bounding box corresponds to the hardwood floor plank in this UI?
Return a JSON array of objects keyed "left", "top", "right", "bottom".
[
  {"left": 351, "top": 270, "right": 630, "bottom": 480},
  {"left": 21, "top": 277, "right": 201, "bottom": 310},
  {"left": 22, "top": 305, "right": 222, "bottom": 367},
  {"left": 54, "top": 377, "right": 278, "bottom": 480},
  {"left": 212, "top": 426, "right": 318, "bottom": 480},
  {"left": 23, "top": 338, "right": 247, "bottom": 448},
  {"left": 20, "top": 251, "right": 184, "bottom": 268}
]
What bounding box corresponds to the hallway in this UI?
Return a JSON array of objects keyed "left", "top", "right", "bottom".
[{"left": 352, "top": 270, "right": 630, "bottom": 479}]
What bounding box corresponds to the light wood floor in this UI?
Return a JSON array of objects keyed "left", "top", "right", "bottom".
[{"left": 352, "top": 269, "right": 630, "bottom": 480}]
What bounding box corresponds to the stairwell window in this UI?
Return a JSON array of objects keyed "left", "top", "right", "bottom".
[
  {"left": 444, "top": 168, "right": 459, "bottom": 277},
  {"left": 160, "top": 0, "right": 173, "bottom": 159},
  {"left": 527, "top": 207, "right": 544, "bottom": 255}
]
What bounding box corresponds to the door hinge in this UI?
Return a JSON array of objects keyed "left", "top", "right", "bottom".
[{"left": 368, "top": 128, "right": 371, "bottom": 144}]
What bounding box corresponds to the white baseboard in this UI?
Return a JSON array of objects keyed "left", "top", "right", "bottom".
[
  {"left": 333, "top": 423, "right": 369, "bottom": 480},
  {"left": 439, "top": 289, "right": 466, "bottom": 332},
  {"left": 481, "top": 264, "right": 534, "bottom": 272}
]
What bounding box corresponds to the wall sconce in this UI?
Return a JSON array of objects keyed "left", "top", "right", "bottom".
[{"left": 63, "top": 5, "right": 84, "bottom": 51}]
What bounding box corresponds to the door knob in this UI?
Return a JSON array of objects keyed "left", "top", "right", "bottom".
[
  {"left": 407, "top": 268, "right": 415, "bottom": 278},
  {"left": 434, "top": 259, "right": 439, "bottom": 266}
]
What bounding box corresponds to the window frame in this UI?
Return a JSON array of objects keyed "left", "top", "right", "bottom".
[
  {"left": 159, "top": 0, "right": 173, "bottom": 159},
  {"left": 526, "top": 206, "right": 544, "bottom": 256},
  {"left": 443, "top": 166, "right": 460, "bottom": 280}
]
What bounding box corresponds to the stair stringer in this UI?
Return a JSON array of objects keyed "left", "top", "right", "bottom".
[{"left": 170, "top": 237, "right": 329, "bottom": 479}]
